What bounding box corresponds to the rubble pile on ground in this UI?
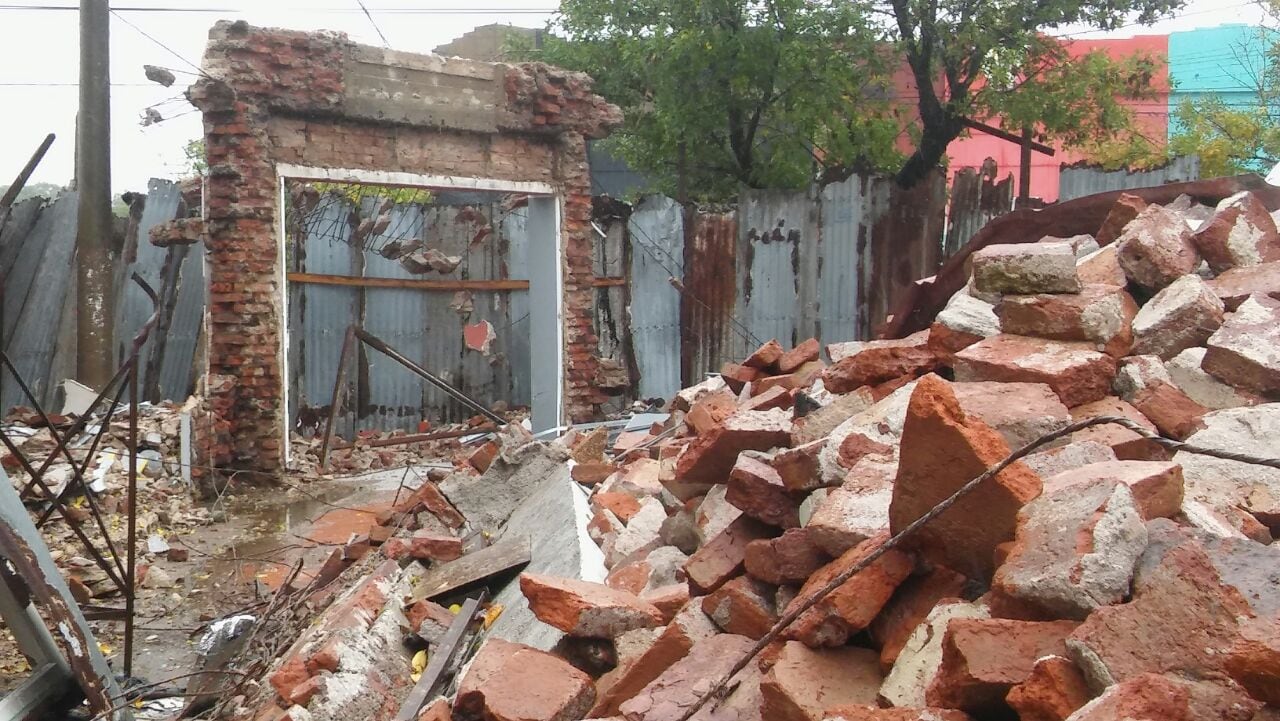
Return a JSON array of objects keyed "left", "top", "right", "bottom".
[{"left": 238, "top": 189, "right": 1280, "bottom": 721}]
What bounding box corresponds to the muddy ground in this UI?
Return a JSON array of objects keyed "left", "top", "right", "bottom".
[{"left": 0, "top": 466, "right": 432, "bottom": 698}]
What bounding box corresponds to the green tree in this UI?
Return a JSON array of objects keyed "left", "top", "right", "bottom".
[
  {"left": 886, "top": 0, "right": 1180, "bottom": 186},
  {"left": 520, "top": 0, "right": 902, "bottom": 199},
  {"left": 531, "top": 0, "right": 1181, "bottom": 195}
]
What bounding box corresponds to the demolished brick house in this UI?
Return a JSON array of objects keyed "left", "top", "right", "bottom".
[
  {"left": 163, "top": 20, "right": 623, "bottom": 478},
  {"left": 211, "top": 155, "right": 1280, "bottom": 721}
]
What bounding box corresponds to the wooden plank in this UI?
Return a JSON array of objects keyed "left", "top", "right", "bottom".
[
  {"left": 394, "top": 592, "right": 485, "bottom": 721},
  {"left": 288, "top": 271, "right": 626, "bottom": 291},
  {"left": 412, "top": 536, "right": 531, "bottom": 601}
]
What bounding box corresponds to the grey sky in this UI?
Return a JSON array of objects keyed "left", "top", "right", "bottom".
[{"left": 0, "top": 0, "right": 1267, "bottom": 192}]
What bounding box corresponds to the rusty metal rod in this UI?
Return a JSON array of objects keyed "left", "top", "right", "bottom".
[
  {"left": 124, "top": 360, "right": 138, "bottom": 677},
  {"left": 332, "top": 424, "right": 498, "bottom": 450},
  {"left": 317, "top": 326, "right": 357, "bottom": 470},
  {"left": 0, "top": 133, "right": 56, "bottom": 220},
  {"left": 354, "top": 327, "right": 506, "bottom": 425}
]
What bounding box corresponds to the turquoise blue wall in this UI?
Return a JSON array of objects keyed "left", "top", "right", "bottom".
[{"left": 1168, "top": 24, "right": 1276, "bottom": 151}]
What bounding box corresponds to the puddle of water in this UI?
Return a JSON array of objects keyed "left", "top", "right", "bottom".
[{"left": 197, "top": 468, "right": 422, "bottom": 590}]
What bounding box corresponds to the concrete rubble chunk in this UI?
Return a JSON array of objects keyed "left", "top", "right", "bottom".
[
  {"left": 673, "top": 376, "right": 729, "bottom": 412},
  {"left": 686, "top": 389, "right": 740, "bottom": 437},
  {"left": 1208, "top": 261, "right": 1280, "bottom": 310},
  {"left": 673, "top": 408, "right": 793, "bottom": 488},
  {"left": 604, "top": 497, "right": 667, "bottom": 568},
  {"left": 792, "top": 387, "right": 876, "bottom": 446},
  {"left": 770, "top": 440, "right": 826, "bottom": 492},
  {"left": 683, "top": 515, "right": 774, "bottom": 595},
  {"left": 1115, "top": 204, "right": 1201, "bottom": 292},
  {"left": 454, "top": 637, "right": 596, "bottom": 721},
  {"left": 1063, "top": 673, "right": 1261, "bottom": 721},
  {"left": 971, "top": 242, "right": 1083, "bottom": 295},
  {"left": 1204, "top": 295, "right": 1280, "bottom": 394},
  {"left": 804, "top": 471, "right": 893, "bottom": 557},
  {"left": 1005, "top": 655, "right": 1092, "bottom": 721},
  {"left": 1193, "top": 190, "right": 1280, "bottom": 273},
  {"left": 694, "top": 485, "right": 741, "bottom": 540},
  {"left": 996, "top": 284, "right": 1138, "bottom": 357},
  {"left": 1040, "top": 460, "right": 1183, "bottom": 520},
  {"left": 590, "top": 601, "right": 720, "bottom": 718},
  {"left": 1094, "top": 193, "right": 1147, "bottom": 246},
  {"left": 760, "top": 642, "right": 882, "bottom": 721},
  {"left": 1167, "top": 347, "right": 1262, "bottom": 410},
  {"left": 929, "top": 291, "right": 1000, "bottom": 362},
  {"left": 520, "top": 573, "right": 665, "bottom": 638},
  {"left": 1021, "top": 441, "right": 1118, "bottom": 479},
  {"left": 925, "top": 617, "right": 1078, "bottom": 715},
  {"left": 1175, "top": 404, "right": 1280, "bottom": 521},
  {"left": 1130, "top": 274, "right": 1225, "bottom": 360},
  {"left": 1066, "top": 540, "right": 1252, "bottom": 689},
  {"left": 1075, "top": 245, "right": 1127, "bottom": 288},
  {"left": 618, "top": 633, "right": 754, "bottom": 721},
  {"left": 818, "top": 381, "right": 917, "bottom": 486},
  {"left": 727, "top": 452, "right": 800, "bottom": 528},
  {"left": 952, "top": 381, "right": 1072, "bottom": 451},
  {"left": 889, "top": 375, "right": 1042, "bottom": 580},
  {"left": 953, "top": 335, "right": 1118, "bottom": 408},
  {"left": 824, "top": 331, "right": 938, "bottom": 394},
  {"left": 744, "top": 528, "right": 829, "bottom": 585},
  {"left": 701, "top": 575, "right": 778, "bottom": 639},
  {"left": 994, "top": 480, "right": 1148, "bottom": 619},
  {"left": 784, "top": 532, "right": 913, "bottom": 647},
  {"left": 1043, "top": 233, "right": 1100, "bottom": 258},
  {"left": 879, "top": 601, "right": 990, "bottom": 709},
  {"left": 869, "top": 565, "right": 970, "bottom": 672}
]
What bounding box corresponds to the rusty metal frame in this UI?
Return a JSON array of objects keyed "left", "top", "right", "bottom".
[
  {"left": 316, "top": 324, "right": 507, "bottom": 470},
  {"left": 0, "top": 272, "right": 162, "bottom": 686}
]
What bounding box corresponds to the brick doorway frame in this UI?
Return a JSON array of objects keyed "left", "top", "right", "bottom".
[{"left": 275, "top": 164, "right": 565, "bottom": 465}]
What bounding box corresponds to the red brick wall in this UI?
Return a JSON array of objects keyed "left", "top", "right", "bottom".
[{"left": 187, "top": 21, "right": 621, "bottom": 475}]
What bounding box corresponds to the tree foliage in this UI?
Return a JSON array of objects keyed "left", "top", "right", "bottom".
[
  {"left": 1168, "top": 24, "right": 1280, "bottom": 177},
  {"left": 531, "top": 0, "right": 1182, "bottom": 196},
  {"left": 887, "top": 0, "right": 1181, "bottom": 186},
  {"left": 521, "top": 0, "right": 902, "bottom": 199}
]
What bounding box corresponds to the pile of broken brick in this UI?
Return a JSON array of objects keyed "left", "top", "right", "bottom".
[{"left": 245, "top": 189, "right": 1280, "bottom": 721}]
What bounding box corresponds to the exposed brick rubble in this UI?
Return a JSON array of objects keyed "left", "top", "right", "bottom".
[{"left": 233, "top": 190, "right": 1280, "bottom": 721}]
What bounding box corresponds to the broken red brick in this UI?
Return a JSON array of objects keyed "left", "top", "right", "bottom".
[
  {"left": 572, "top": 461, "right": 616, "bottom": 486},
  {"left": 726, "top": 452, "right": 800, "bottom": 528},
  {"left": 953, "top": 335, "right": 1117, "bottom": 408},
  {"left": 1075, "top": 244, "right": 1128, "bottom": 287},
  {"left": 769, "top": 439, "right": 824, "bottom": 492},
  {"left": 784, "top": 532, "right": 913, "bottom": 647},
  {"left": 408, "top": 531, "right": 463, "bottom": 562},
  {"left": 673, "top": 408, "right": 792, "bottom": 487},
  {"left": 1225, "top": 617, "right": 1280, "bottom": 705},
  {"left": 701, "top": 575, "right": 778, "bottom": 639},
  {"left": 466, "top": 440, "right": 499, "bottom": 473},
  {"left": 590, "top": 600, "right": 719, "bottom": 717},
  {"left": 1204, "top": 294, "right": 1280, "bottom": 394},
  {"left": 760, "top": 642, "right": 882, "bottom": 721},
  {"left": 1068, "top": 397, "right": 1168, "bottom": 461},
  {"left": 640, "top": 584, "right": 690, "bottom": 624},
  {"left": 925, "top": 617, "right": 1078, "bottom": 714},
  {"left": 1094, "top": 192, "right": 1147, "bottom": 246},
  {"left": 744, "top": 338, "right": 785, "bottom": 372},
  {"left": 286, "top": 675, "right": 324, "bottom": 707},
  {"left": 869, "top": 565, "right": 969, "bottom": 671},
  {"left": 593, "top": 492, "right": 642, "bottom": 524},
  {"left": 1004, "top": 655, "right": 1093, "bottom": 721},
  {"left": 996, "top": 285, "right": 1138, "bottom": 357},
  {"left": 269, "top": 657, "right": 310, "bottom": 705},
  {"left": 743, "top": 528, "right": 828, "bottom": 586},
  {"left": 454, "top": 638, "right": 596, "bottom": 721},
  {"left": 822, "top": 708, "right": 974, "bottom": 721},
  {"left": 1128, "top": 379, "right": 1209, "bottom": 441},
  {"left": 824, "top": 332, "right": 937, "bottom": 394},
  {"left": 1193, "top": 191, "right": 1280, "bottom": 273},
  {"left": 1208, "top": 261, "right": 1280, "bottom": 310},
  {"left": 1130, "top": 274, "right": 1225, "bottom": 360},
  {"left": 720, "top": 362, "right": 764, "bottom": 392},
  {"left": 1066, "top": 673, "right": 1260, "bottom": 721},
  {"left": 520, "top": 573, "right": 664, "bottom": 638},
  {"left": 618, "top": 633, "right": 753, "bottom": 721},
  {"left": 889, "top": 374, "right": 1042, "bottom": 580},
  {"left": 682, "top": 515, "right": 774, "bottom": 594},
  {"left": 1116, "top": 204, "right": 1201, "bottom": 292},
  {"left": 1040, "top": 460, "right": 1183, "bottom": 520},
  {"left": 778, "top": 338, "right": 821, "bottom": 374},
  {"left": 686, "top": 389, "right": 739, "bottom": 436}
]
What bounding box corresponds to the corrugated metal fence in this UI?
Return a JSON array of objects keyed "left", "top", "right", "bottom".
[
  {"left": 0, "top": 179, "right": 202, "bottom": 411},
  {"left": 1058, "top": 156, "right": 1201, "bottom": 202},
  {"left": 0, "top": 159, "right": 1201, "bottom": 429}
]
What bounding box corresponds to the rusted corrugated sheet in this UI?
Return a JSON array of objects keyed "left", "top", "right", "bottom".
[
  {"left": 860, "top": 171, "right": 948, "bottom": 340},
  {"left": 682, "top": 209, "right": 738, "bottom": 380},
  {"left": 822, "top": 173, "right": 887, "bottom": 342},
  {"left": 945, "top": 165, "right": 1014, "bottom": 258},
  {"left": 1058, "top": 156, "right": 1200, "bottom": 202}
]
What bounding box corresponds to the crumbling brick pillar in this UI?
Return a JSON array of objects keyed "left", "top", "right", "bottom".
[{"left": 187, "top": 21, "right": 621, "bottom": 474}]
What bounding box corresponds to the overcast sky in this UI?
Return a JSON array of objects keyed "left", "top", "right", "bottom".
[{"left": 0, "top": 0, "right": 1268, "bottom": 193}]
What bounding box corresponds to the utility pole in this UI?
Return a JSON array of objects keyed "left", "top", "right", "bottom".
[{"left": 76, "top": 0, "right": 115, "bottom": 389}]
